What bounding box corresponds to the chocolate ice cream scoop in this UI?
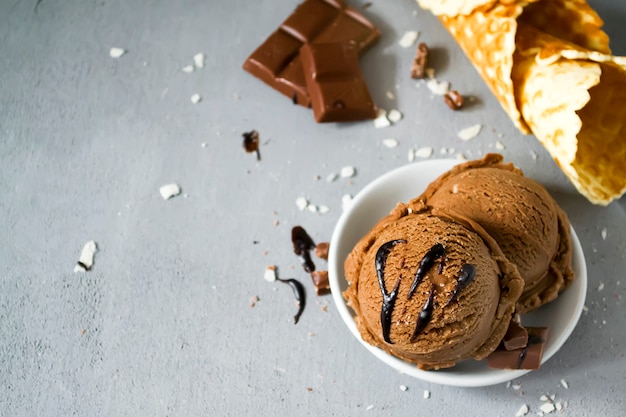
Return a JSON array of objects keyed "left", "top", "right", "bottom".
[
  {"left": 419, "top": 154, "right": 575, "bottom": 313},
  {"left": 343, "top": 202, "right": 524, "bottom": 370}
]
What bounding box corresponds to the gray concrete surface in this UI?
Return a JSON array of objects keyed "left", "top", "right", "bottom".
[{"left": 1, "top": 0, "right": 625, "bottom": 415}]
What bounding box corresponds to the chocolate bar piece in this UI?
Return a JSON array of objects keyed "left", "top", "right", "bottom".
[
  {"left": 487, "top": 327, "right": 549, "bottom": 370},
  {"left": 311, "top": 270, "right": 331, "bottom": 295},
  {"left": 300, "top": 43, "right": 377, "bottom": 122},
  {"left": 502, "top": 319, "right": 529, "bottom": 351},
  {"left": 243, "top": 0, "right": 380, "bottom": 107}
]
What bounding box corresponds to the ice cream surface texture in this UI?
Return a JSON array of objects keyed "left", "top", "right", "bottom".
[
  {"left": 343, "top": 202, "right": 524, "bottom": 370},
  {"left": 419, "top": 154, "right": 575, "bottom": 313}
]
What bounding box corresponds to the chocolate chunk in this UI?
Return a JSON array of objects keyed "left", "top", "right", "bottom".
[
  {"left": 315, "top": 242, "right": 329, "bottom": 260},
  {"left": 243, "top": 0, "right": 380, "bottom": 107},
  {"left": 311, "top": 270, "right": 331, "bottom": 295},
  {"left": 503, "top": 319, "right": 529, "bottom": 351},
  {"left": 487, "top": 327, "right": 549, "bottom": 370},
  {"left": 242, "top": 130, "right": 261, "bottom": 160},
  {"left": 410, "top": 42, "right": 429, "bottom": 79},
  {"left": 444, "top": 90, "right": 464, "bottom": 110},
  {"left": 300, "top": 42, "right": 377, "bottom": 122}
]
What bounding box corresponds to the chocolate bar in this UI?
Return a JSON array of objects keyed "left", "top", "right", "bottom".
[
  {"left": 243, "top": 0, "right": 380, "bottom": 107},
  {"left": 300, "top": 43, "right": 377, "bottom": 122},
  {"left": 502, "top": 319, "right": 529, "bottom": 351},
  {"left": 487, "top": 327, "right": 549, "bottom": 370}
]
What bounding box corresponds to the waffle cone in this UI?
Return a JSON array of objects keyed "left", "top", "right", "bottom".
[{"left": 417, "top": 0, "right": 626, "bottom": 205}]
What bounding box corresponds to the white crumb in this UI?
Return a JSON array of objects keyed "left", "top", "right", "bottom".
[
  {"left": 193, "top": 52, "right": 205, "bottom": 68},
  {"left": 530, "top": 150, "right": 538, "bottom": 160},
  {"left": 423, "top": 390, "right": 430, "bottom": 399},
  {"left": 191, "top": 94, "right": 202, "bottom": 104},
  {"left": 159, "top": 183, "right": 181, "bottom": 200},
  {"left": 555, "top": 402, "right": 563, "bottom": 411},
  {"left": 414, "top": 147, "right": 433, "bottom": 158},
  {"left": 512, "top": 383, "right": 522, "bottom": 390},
  {"left": 515, "top": 404, "right": 529, "bottom": 417},
  {"left": 73, "top": 241, "right": 98, "bottom": 273},
  {"left": 560, "top": 379, "right": 569, "bottom": 389},
  {"left": 495, "top": 140, "right": 506, "bottom": 150},
  {"left": 456, "top": 153, "right": 467, "bottom": 161},
  {"left": 597, "top": 282, "right": 604, "bottom": 291},
  {"left": 326, "top": 173, "right": 338, "bottom": 182},
  {"left": 425, "top": 68, "right": 435, "bottom": 79},
  {"left": 398, "top": 31, "right": 419, "bottom": 48},
  {"left": 201, "top": 142, "right": 207, "bottom": 148},
  {"left": 399, "top": 385, "right": 408, "bottom": 392},
  {"left": 539, "top": 402, "right": 555, "bottom": 414},
  {"left": 539, "top": 395, "right": 550, "bottom": 402},
  {"left": 601, "top": 228, "right": 607, "bottom": 240},
  {"left": 426, "top": 79, "right": 450, "bottom": 95},
  {"left": 452, "top": 184, "right": 459, "bottom": 193},
  {"left": 341, "top": 194, "right": 353, "bottom": 211},
  {"left": 109, "top": 47, "right": 126, "bottom": 58},
  {"left": 340, "top": 166, "right": 356, "bottom": 178},
  {"left": 182, "top": 65, "right": 194, "bottom": 73},
  {"left": 386, "top": 91, "right": 395, "bottom": 100},
  {"left": 264, "top": 266, "right": 277, "bottom": 282},
  {"left": 374, "top": 109, "right": 391, "bottom": 128},
  {"left": 458, "top": 124, "right": 482, "bottom": 141},
  {"left": 387, "top": 109, "right": 403, "bottom": 123},
  {"left": 366, "top": 404, "right": 375, "bottom": 411},
  {"left": 382, "top": 138, "right": 399, "bottom": 148},
  {"left": 318, "top": 205, "right": 330, "bottom": 214},
  {"left": 295, "top": 197, "right": 309, "bottom": 211},
  {"left": 408, "top": 149, "right": 415, "bottom": 162},
  {"left": 307, "top": 204, "right": 318, "bottom": 213}
]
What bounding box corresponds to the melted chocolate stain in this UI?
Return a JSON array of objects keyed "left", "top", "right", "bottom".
[
  {"left": 242, "top": 130, "right": 261, "bottom": 161},
  {"left": 291, "top": 226, "right": 316, "bottom": 273},
  {"left": 375, "top": 239, "right": 406, "bottom": 344},
  {"left": 277, "top": 278, "right": 306, "bottom": 324},
  {"left": 407, "top": 243, "right": 445, "bottom": 299},
  {"left": 410, "top": 284, "right": 435, "bottom": 342},
  {"left": 445, "top": 263, "right": 477, "bottom": 307}
]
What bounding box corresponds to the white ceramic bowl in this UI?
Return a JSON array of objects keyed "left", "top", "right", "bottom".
[{"left": 328, "top": 159, "right": 587, "bottom": 387}]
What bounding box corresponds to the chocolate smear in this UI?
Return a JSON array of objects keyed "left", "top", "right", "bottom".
[
  {"left": 277, "top": 278, "right": 306, "bottom": 324},
  {"left": 445, "top": 263, "right": 476, "bottom": 306},
  {"left": 242, "top": 130, "right": 261, "bottom": 161},
  {"left": 292, "top": 226, "right": 316, "bottom": 273},
  {"left": 375, "top": 239, "right": 407, "bottom": 344}
]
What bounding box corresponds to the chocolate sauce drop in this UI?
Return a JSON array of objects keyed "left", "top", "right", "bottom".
[
  {"left": 242, "top": 130, "right": 261, "bottom": 161},
  {"left": 410, "top": 284, "right": 436, "bottom": 342},
  {"left": 445, "top": 263, "right": 477, "bottom": 307},
  {"left": 407, "top": 243, "right": 445, "bottom": 299},
  {"left": 277, "top": 278, "right": 306, "bottom": 324},
  {"left": 291, "top": 226, "right": 316, "bottom": 273},
  {"left": 375, "top": 239, "right": 407, "bottom": 344}
]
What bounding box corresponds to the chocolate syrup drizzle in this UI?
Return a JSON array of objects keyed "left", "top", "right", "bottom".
[
  {"left": 407, "top": 243, "right": 445, "bottom": 299},
  {"left": 375, "top": 239, "right": 407, "bottom": 344},
  {"left": 375, "top": 241, "right": 478, "bottom": 342},
  {"left": 291, "top": 226, "right": 316, "bottom": 273},
  {"left": 277, "top": 278, "right": 306, "bottom": 324}
]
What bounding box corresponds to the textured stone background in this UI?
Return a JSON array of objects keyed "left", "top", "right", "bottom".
[{"left": 1, "top": 0, "right": 625, "bottom": 415}]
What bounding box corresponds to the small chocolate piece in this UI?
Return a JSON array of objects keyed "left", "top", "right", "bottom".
[
  {"left": 311, "top": 270, "right": 331, "bottom": 295},
  {"left": 410, "top": 42, "right": 429, "bottom": 79},
  {"left": 277, "top": 278, "right": 307, "bottom": 324},
  {"left": 300, "top": 42, "right": 377, "bottom": 122},
  {"left": 291, "top": 226, "right": 316, "bottom": 273},
  {"left": 243, "top": 0, "right": 380, "bottom": 107},
  {"left": 315, "top": 242, "right": 329, "bottom": 260},
  {"left": 242, "top": 130, "right": 261, "bottom": 160},
  {"left": 487, "top": 327, "right": 549, "bottom": 370},
  {"left": 444, "top": 90, "right": 464, "bottom": 110},
  {"left": 503, "top": 319, "right": 529, "bottom": 351}
]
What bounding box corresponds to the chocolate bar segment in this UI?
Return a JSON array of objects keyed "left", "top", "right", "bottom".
[
  {"left": 502, "top": 319, "right": 529, "bottom": 351},
  {"left": 243, "top": 0, "right": 380, "bottom": 107},
  {"left": 487, "top": 327, "right": 549, "bottom": 370},
  {"left": 300, "top": 43, "right": 377, "bottom": 122}
]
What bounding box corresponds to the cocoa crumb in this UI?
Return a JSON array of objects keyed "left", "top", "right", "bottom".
[
  {"left": 315, "top": 242, "right": 330, "bottom": 260},
  {"left": 410, "top": 42, "right": 429, "bottom": 79},
  {"left": 444, "top": 90, "right": 464, "bottom": 110},
  {"left": 311, "top": 270, "right": 331, "bottom": 295}
]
